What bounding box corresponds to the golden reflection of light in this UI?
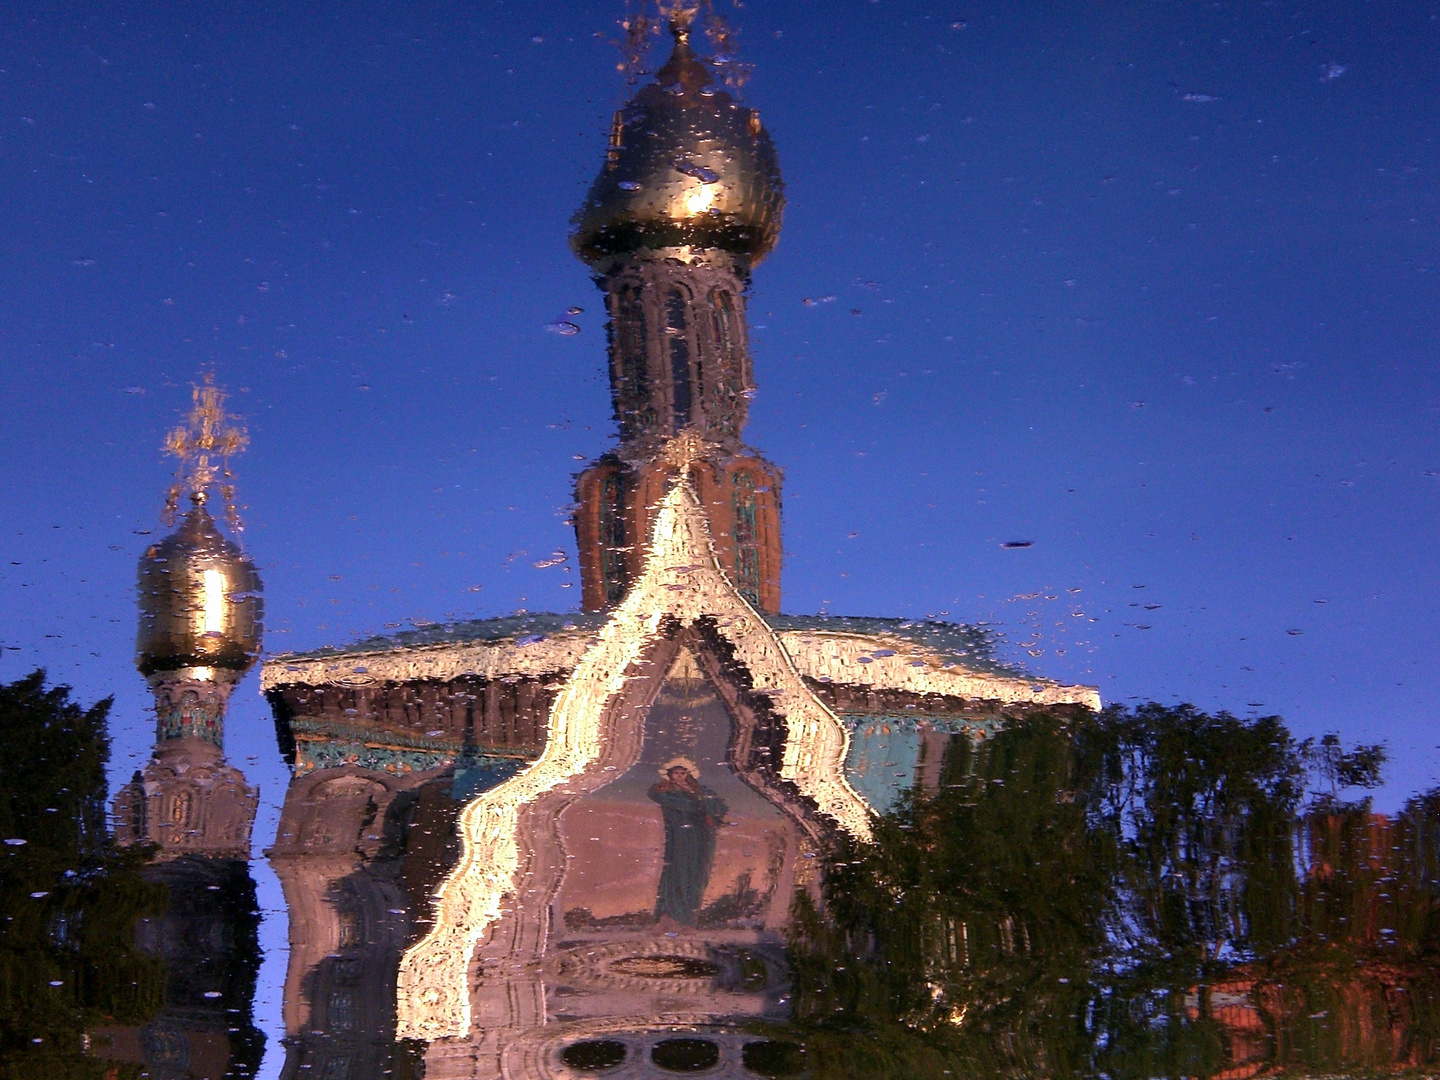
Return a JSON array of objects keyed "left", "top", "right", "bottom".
[
  {"left": 683, "top": 183, "right": 715, "bottom": 215},
  {"left": 260, "top": 628, "right": 1099, "bottom": 710},
  {"left": 202, "top": 569, "right": 226, "bottom": 634},
  {"left": 776, "top": 631, "right": 1102, "bottom": 710},
  {"left": 396, "top": 469, "right": 873, "bottom": 1041}
]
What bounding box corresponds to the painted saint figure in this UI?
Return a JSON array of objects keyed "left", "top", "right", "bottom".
[{"left": 648, "top": 756, "right": 727, "bottom": 927}]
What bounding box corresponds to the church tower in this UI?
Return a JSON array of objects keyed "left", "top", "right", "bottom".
[
  {"left": 571, "top": 8, "right": 784, "bottom": 613},
  {"left": 257, "top": 8, "right": 1099, "bottom": 1072},
  {"left": 114, "top": 375, "right": 262, "bottom": 859},
  {"left": 97, "top": 375, "right": 267, "bottom": 1078}
]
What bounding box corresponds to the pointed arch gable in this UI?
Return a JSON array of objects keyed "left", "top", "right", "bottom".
[{"left": 397, "top": 477, "right": 869, "bottom": 1040}]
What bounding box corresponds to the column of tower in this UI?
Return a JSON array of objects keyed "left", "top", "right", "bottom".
[
  {"left": 105, "top": 376, "right": 266, "bottom": 1078},
  {"left": 114, "top": 375, "right": 262, "bottom": 860},
  {"left": 571, "top": 12, "right": 785, "bottom": 613}
]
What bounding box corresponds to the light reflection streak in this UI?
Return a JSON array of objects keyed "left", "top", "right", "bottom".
[
  {"left": 683, "top": 182, "right": 715, "bottom": 215},
  {"left": 202, "top": 568, "right": 226, "bottom": 635}
]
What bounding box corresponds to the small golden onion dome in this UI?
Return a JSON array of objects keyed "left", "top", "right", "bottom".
[
  {"left": 136, "top": 497, "right": 263, "bottom": 679},
  {"left": 571, "top": 18, "right": 784, "bottom": 268}
]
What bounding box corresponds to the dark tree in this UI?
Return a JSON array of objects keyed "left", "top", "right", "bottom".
[
  {"left": 785, "top": 710, "right": 1116, "bottom": 1079},
  {"left": 780, "top": 702, "right": 1437, "bottom": 1079},
  {"left": 0, "top": 671, "right": 167, "bottom": 1080}
]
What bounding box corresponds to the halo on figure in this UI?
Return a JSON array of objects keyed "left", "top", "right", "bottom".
[{"left": 659, "top": 756, "right": 700, "bottom": 781}]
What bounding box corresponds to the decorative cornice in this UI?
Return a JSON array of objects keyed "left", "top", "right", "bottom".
[
  {"left": 260, "top": 632, "right": 593, "bottom": 692},
  {"left": 260, "top": 628, "right": 1100, "bottom": 710},
  {"left": 779, "top": 631, "right": 1102, "bottom": 711}
]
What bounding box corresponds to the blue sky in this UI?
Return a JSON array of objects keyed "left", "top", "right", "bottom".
[
  {"left": 5, "top": 4, "right": 1439, "bottom": 1071},
  {"left": 3, "top": 0, "right": 1438, "bottom": 807}
]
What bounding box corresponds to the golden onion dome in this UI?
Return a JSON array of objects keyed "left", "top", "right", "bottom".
[
  {"left": 136, "top": 496, "right": 263, "bottom": 679},
  {"left": 571, "top": 17, "right": 784, "bottom": 268}
]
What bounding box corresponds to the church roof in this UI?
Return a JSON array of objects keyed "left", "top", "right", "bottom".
[{"left": 261, "top": 610, "right": 1098, "bottom": 711}]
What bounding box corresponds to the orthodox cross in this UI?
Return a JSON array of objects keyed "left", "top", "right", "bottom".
[
  {"left": 162, "top": 373, "right": 249, "bottom": 530},
  {"left": 660, "top": 428, "right": 713, "bottom": 475}
]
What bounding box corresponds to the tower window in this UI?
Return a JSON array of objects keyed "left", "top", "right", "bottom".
[
  {"left": 732, "top": 471, "right": 761, "bottom": 605},
  {"left": 599, "top": 473, "right": 626, "bottom": 605},
  {"left": 713, "top": 289, "right": 735, "bottom": 363},
  {"left": 562, "top": 1039, "right": 627, "bottom": 1071},
  {"left": 667, "top": 289, "right": 691, "bottom": 430},
  {"left": 651, "top": 1038, "right": 719, "bottom": 1072}
]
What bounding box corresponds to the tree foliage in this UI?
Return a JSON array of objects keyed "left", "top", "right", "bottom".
[
  {"left": 0, "top": 671, "right": 167, "bottom": 1080},
  {"left": 782, "top": 703, "right": 1440, "bottom": 1079}
]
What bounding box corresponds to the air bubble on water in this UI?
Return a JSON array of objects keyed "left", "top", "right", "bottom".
[
  {"left": 673, "top": 159, "right": 719, "bottom": 183},
  {"left": 545, "top": 321, "right": 580, "bottom": 336}
]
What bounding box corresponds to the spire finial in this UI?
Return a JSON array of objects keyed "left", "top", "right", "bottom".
[
  {"left": 162, "top": 373, "right": 249, "bottom": 531},
  {"left": 660, "top": 2, "right": 698, "bottom": 46}
]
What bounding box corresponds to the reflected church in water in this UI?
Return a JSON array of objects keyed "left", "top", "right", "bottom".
[
  {"left": 71, "top": 4, "right": 1440, "bottom": 1080},
  {"left": 256, "top": 9, "right": 1094, "bottom": 1076}
]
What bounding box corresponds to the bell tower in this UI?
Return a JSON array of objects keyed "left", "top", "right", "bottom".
[
  {"left": 113, "top": 375, "right": 262, "bottom": 859},
  {"left": 98, "top": 375, "right": 267, "bottom": 1079},
  {"left": 571, "top": 10, "right": 784, "bottom": 612}
]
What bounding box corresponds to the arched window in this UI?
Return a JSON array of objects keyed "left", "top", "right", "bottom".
[
  {"left": 612, "top": 285, "right": 648, "bottom": 429},
  {"left": 168, "top": 789, "right": 192, "bottom": 827},
  {"left": 337, "top": 909, "right": 361, "bottom": 949},
  {"left": 713, "top": 289, "right": 736, "bottom": 364},
  {"left": 599, "top": 473, "right": 626, "bottom": 605},
  {"left": 731, "top": 470, "right": 761, "bottom": 605},
  {"left": 666, "top": 288, "right": 691, "bottom": 430}
]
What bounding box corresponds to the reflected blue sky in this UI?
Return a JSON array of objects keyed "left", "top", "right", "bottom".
[{"left": 3, "top": 0, "right": 1438, "bottom": 816}]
